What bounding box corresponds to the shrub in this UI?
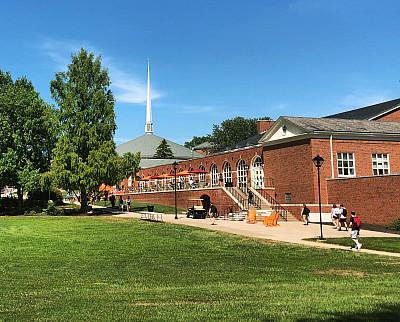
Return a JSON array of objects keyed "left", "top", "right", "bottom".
[
  {"left": 28, "top": 188, "right": 64, "bottom": 205},
  {"left": 43, "top": 201, "right": 64, "bottom": 216},
  {"left": 387, "top": 219, "right": 400, "bottom": 231}
]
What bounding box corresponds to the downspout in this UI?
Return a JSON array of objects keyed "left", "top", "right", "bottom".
[{"left": 330, "top": 135, "right": 334, "bottom": 178}]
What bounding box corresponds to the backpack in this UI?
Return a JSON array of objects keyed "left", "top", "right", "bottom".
[{"left": 353, "top": 216, "right": 361, "bottom": 229}]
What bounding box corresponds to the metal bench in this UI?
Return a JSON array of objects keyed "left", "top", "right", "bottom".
[{"left": 140, "top": 211, "right": 163, "bottom": 222}]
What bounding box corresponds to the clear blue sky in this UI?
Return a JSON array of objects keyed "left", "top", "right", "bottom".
[{"left": 2, "top": 0, "right": 400, "bottom": 144}]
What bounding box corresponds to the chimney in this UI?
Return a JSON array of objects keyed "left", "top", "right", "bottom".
[{"left": 257, "top": 119, "right": 274, "bottom": 134}]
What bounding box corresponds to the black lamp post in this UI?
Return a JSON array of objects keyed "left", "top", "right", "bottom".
[
  {"left": 172, "top": 161, "right": 178, "bottom": 219},
  {"left": 312, "top": 154, "right": 325, "bottom": 240}
]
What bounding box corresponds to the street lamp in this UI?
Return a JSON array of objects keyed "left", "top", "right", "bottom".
[
  {"left": 172, "top": 161, "right": 178, "bottom": 219},
  {"left": 312, "top": 154, "right": 325, "bottom": 240}
]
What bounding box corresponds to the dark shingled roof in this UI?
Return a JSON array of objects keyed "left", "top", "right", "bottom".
[
  {"left": 284, "top": 116, "right": 400, "bottom": 134},
  {"left": 325, "top": 98, "right": 400, "bottom": 120},
  {"left": 232, "top": 132, "right": 264, "bottom": 149}
]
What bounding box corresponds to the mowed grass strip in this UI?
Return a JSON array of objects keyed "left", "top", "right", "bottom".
[
  {"left": 319, "top": 237, "right": 400, "bottom": 253},
  {"left": 0, "top": 216, "right": 400, "bottom": 321}
]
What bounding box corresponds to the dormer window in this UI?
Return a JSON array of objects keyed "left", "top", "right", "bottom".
[{"left": 282, "top": 125, "right": 287, "bottom": 136}]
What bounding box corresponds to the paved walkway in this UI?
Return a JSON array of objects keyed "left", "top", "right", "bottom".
[{"left": 114, "top": 212, "right": 400, "bottom": 258}]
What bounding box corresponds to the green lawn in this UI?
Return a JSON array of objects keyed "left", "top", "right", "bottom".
[
  {"left": 320, "top": 237, "right": 400, "bottom": 253},
  {"left": 1, "top": 217, "right": 400, "bottom": 321}
]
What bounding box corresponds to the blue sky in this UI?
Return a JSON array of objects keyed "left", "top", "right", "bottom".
[{"left": 2, "top": 0, "right": 400, "bottom": 144}]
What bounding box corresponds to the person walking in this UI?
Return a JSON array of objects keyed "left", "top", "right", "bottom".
[
  {"left": 331, "top": 204, "right": 340, "bottom": 229},
  {"left": 126, "top": 195, "right": 131, "bottom": 212},
  {"left": 118, "top": 196, "right": 124, "bottom": 212},
  {"left": 247, "top": 189, "right": 254, "bottom": 206},
  {"left": 209, "top": 203, "right": 218, "bottom": 225},
  {"left": 338, "top": 204, "right": 348, "bottom": 231},
  {"left": 301, "top": 204, "right": 311, "bottom": 225},
  {"left": 349, "top": 211, "right": 362, "bottom": 251},
  {"left": 110, "top": 194, "right": 116, "bottom": 208}
]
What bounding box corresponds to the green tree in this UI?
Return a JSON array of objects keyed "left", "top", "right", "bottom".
[
  {"left": 50, "top": 49, "right": 118, "bottom": 212},
  {"left": 154, "top": 139, "right": 174, "bottom": 159},
  {"left": 210, "top": 116, "right": 271, "bottom": 152},
  {"left": 0, "top": 70, "right": 57, "bottom": 208},
  {"left": 184, "top": 135, "right": 210, "bottom": 149},
  {"left": 119, "top": 152, "right": 141, "bottom": 182}
]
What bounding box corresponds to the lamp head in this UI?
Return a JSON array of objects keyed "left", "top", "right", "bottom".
[{"left": 312, "top": 155, "right": 324, "bottom": 168}]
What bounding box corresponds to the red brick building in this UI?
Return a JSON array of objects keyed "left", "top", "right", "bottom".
[{"left": 120, "top": 98, "right": 400, "bottom": 226}]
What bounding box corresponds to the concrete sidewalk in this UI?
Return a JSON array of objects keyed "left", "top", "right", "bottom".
[{"left": 115, "top": 212, "right": 400, "bottom": 258}]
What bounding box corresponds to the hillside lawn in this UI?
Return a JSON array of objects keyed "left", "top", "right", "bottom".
[{"left": 0, "top": 216, "right": 399, "bottom": 321}]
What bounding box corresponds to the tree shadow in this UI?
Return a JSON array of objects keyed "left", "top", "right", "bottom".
[{"left": 296, "top": 304, "right": 400, "bottom": 322}]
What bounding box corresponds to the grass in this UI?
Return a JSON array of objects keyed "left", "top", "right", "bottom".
[
  {"left": 93, "top": 200, "right": 184, "bottom": 213},
  {"left": 0, "top": 216, "right": 400, "bottom": 321},
  {"left": 319, "top": 237, "right": 400, "bottom": 253}
]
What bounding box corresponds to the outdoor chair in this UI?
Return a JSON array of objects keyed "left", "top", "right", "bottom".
[{"left": 264, "top": 213, "right": 279, "bottom": 227}]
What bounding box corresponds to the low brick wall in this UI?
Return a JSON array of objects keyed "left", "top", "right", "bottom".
[
  {"left": 131, "top": 187, "right": 240, "bottom": 214},
  {"left": 327, "top": 175, "right": 400, "bottom": 226}
]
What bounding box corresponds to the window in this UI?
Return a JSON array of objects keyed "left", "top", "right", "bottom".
[
  {"left": 211, "top": 164, "right": 219, "bottom": 186},
  {"left": 372, "top": 153, "right": 390, "bottom": 175},
  {"left": 285, "top": 193, "right": 292, "bottom": 203},
  {"left": 199, "top": 165, "right": 206, "bottom": 183},
  {"left": 337, "top": 152, "right": 355, "bottom": 177},
  {"left": 223, "top": 162, "right": 232, "bottom": 184},
  {"left": 251, "top": 156, "right": 264, "bottom": 189},
  {"left": 237, "top": 159, "right": 248, "bottom": 189}
]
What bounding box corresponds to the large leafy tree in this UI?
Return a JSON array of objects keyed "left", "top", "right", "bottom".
[
  {"left": 184, "top": 135, "right": 210, "bottom": 149},
  {"left": 50, "top": 49, "right": 119, "bottom": 212},
  {"left": 154, "top": 139, "right": 174, "bottom": 159},
  {"left": 210, "top": 117, "right": 258, "bottom": 151},
  {"left": 0, "top": 70, "right": 58, "bottom": 208}
]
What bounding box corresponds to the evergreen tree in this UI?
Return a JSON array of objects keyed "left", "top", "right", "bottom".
[
  {"left": 50, "top": 49, "right": 119, "bottom": 212},
  {"left": 154, "top": 139, "right": 174, "bottom": 158}
]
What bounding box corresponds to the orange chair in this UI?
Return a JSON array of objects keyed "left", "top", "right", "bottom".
[
  {"left": 264, "top": 213, "right": 280, "bottom": 227},
  {"left": 247, "top": 207, "right": 257, "bottom": 223}
]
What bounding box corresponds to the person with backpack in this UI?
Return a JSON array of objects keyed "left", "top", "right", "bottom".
[
  {"left": 338, "top": 204, "right": 348, "bottom": 231},
  {"left": 301, "top": 204, "right": 311, "bottom": 225},
  {"left": 350, "top": 211, "right": 362, "bottom": 251}
]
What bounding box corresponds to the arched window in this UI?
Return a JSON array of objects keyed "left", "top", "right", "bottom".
[
  {"left": 251, "top": 156, "right": 264, "bottom": 189},
  {"left": 237, "top": 159, "right": 248, "bottom": 189},
  {"left": 210, "top": 164, "right": 219, "bottom": 187},
  {"left": 199, "top": 165, "right": 206, "bottom": 183},
  {"left": 223, "top": 162, "right": 232, "bottom": 185}
]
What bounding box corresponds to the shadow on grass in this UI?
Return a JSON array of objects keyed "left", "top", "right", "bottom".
[{"left": 295, "top": 304, "right": 400, "bottom": 322}]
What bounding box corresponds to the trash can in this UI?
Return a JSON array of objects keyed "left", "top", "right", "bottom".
[{"left": 147, "top": 205, "right": 154, "bottom": 212}]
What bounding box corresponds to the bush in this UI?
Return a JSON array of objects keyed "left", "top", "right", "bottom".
[
  {"left": 43, "top": 201, "right": 64, "bottom": 216},
  {"left": 387, "top": 219, "right": 400, "bottom": 231},
  {"left": 28, "top": 188, "right": 64, "bottom": 205}
]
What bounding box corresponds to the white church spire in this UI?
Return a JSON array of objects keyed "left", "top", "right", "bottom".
[{"left": 145, "top": 59, "right": 153, "bottom": 134}]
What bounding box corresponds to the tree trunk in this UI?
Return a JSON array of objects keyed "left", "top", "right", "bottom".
[
  {"left": 80, "top": 187, "right": 87, "bottom": 213},
  {"left": 17, "top": 187, "right": 23, "bottom": 210}
]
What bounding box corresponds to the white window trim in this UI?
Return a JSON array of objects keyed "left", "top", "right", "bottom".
[
  {"left": 337, "top": 152, "right": 356, "bottom": 178},
  {"left": 372, "top": 153, "right": 390, "bottom": 176}
]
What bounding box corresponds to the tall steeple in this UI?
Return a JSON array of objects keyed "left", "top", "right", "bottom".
[{"left": 145, "top": 59, "right": 153, "bottom": 134}]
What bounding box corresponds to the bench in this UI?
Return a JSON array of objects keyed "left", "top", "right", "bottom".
[{"left": 140, "top": 211, "right": 163, "bottom": 222}]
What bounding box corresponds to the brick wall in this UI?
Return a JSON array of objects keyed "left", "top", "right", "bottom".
[
  {"left": 327, "top": 175, "right": 400, "bottom": 226},
  {"left": 134, "top": 146, "right": 264, "bottom": 188},
  {"left": 263, "top": 139, "right": 315, "bottom": 204},
  {"left": 375, "top": 108, "right": 400, "bottom": 122},
  {"left": 257, "top": 120, "right": 275, "bottom": 133},
  {"left": 131, "top": 187, "right": 240, "bottom": 214}
]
